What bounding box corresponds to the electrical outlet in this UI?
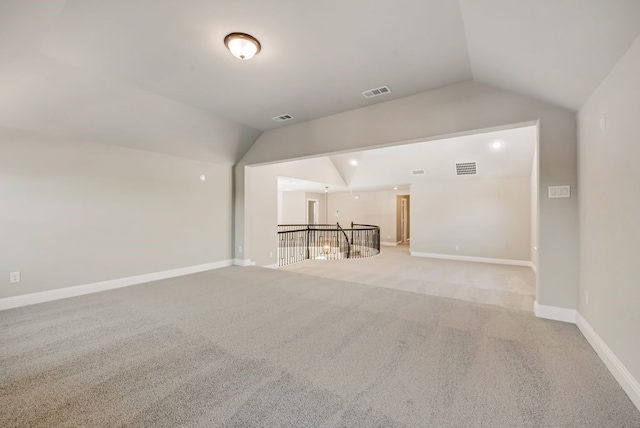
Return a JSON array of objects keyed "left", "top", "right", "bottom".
[
  {"left": 239, "top": 246, "right": 243, "bottom": 253},
  {"left": 10, "top": 271, "right": 20, "bottom": 283},
  {"left": 269, "top": 251, "right": 273, "bottom": 258},
  {"left": 455, "top": 245, "right": 460, "bottom": 251}
]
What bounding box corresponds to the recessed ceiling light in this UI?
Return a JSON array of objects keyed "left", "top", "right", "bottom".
[
  {"left": 349, "top": 160, "right": 358, "bottom": 166},
  {"left": 199, "top": 174, "right": 206, "bottom": 181},
  {"left": 491, "top": 141, "right": 504, "bottom": 150},
  {"left": 354, "top": 195, "right": 360, "bottom": 200},
  {"left": 393, "top": 186, "right": 398, "bottom": 190},
  {"left": 224, "top": 32, "right": 261, "bottom": 60}
]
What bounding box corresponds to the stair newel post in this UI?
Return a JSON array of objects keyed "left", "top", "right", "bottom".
[
  {"left": 350, "top": 221, "right": 354, "bottom": 245},
  {"left": 306, "top": 225, "right": 310, "bottom": 260}
]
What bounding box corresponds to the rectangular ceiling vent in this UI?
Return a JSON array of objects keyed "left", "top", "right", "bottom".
[
  {"left": 411, "top": 169, "right": 425, "bottom": 176},
  {"left": 456, "top": 161, "right": 477, "bottom": 176},
  {"left": 272, "top": 114, "right": 294, "bottom": 123},
  {"left": 362, "top": 85, "right": 392, "bottom": 99}
]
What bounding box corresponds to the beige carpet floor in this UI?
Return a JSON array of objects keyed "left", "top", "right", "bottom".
[
  {"left": 282, "top": 245, "right": 536, "bottom": 312},
  {"left": 1, "top": 266, "right": 638, "bottom": 427}
]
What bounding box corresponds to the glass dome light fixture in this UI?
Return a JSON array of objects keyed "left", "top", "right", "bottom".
[{"left": 224, "top": 32, "right": 261, "bottom": 60}]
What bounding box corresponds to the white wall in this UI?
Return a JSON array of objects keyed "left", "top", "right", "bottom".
[
  {"left": 327, "top": 189, "right": 406, "bottom": 244},
  {"left": 0, "top": 127, "right": 233, "bottom": 298},
  {"left": 578, "top": 36, "right": 640, "bottom": 391},
  {"left": 236, "top": 81, "right": 578, "bottom": 310},
  {"left": 411, "top": 177, "right": 531, "bottom": 261},
  {"left": 277, "top": 191, "right": 283, "bottom": 224},
  {"left": 279, "top": 192, "right": 306, "bottom": 224}
]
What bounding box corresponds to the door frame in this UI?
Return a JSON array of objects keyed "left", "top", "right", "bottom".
[{"left": 306, "top": 198, "right": 319, "bottom": 224}]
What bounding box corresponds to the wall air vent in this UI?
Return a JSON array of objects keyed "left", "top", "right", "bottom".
[
  {"left": 456, "top": 161, "right": 477, "bottom": 176},
  {"left": 272, "top": 114, "right": 294, "bottom": 122},
  {"left": 411, "top": 169, "right": 425, "bottom": 176},
  {"left": 362, "top": 85, "right": 392, "bottom": 99}
]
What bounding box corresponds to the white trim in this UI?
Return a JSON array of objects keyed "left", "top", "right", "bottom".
[
  {"left": 234, "top": 259, "right": 255, "bottom": 266},
  {"left": 263, "top": 263, "right": 279, "bottom": 269},
  {"left": 411, "top": 252, "right": 532, "bottom": 267},
  {"left": 576, "top": 313, "right": 640, "bottom": 412},
  {"left": 0, "top": 260, "right": 234, "bottom": 312},
  {"left": 533, "top": 301, "right": 577, "bottom": 323},
  {"left": 380, "top": 241, "right": 398, "bottom": 247},
  {"left": 530, "top": 263, "right": 537, "bottom": 273}
]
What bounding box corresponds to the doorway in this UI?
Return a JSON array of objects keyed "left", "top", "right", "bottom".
[
  {"left": 396, "top": 195, "right": 410, "bottom": 244},
  {"left": 307, "top": 199, "right": 318, "bottom": 224}
]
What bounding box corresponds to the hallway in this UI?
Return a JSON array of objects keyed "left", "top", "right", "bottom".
[{"left": 281, "top": 245, "right": 536, "bottom": 312}]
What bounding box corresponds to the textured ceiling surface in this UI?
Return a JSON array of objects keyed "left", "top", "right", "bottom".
[{"left": 1, "top": 1, "right": 639, "bottom": 160}]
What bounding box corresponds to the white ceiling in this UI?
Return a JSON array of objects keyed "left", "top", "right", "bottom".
[
  {"left": 277, "top": 125, "right": 536, "bottom": 193},
  {"left": 0, "top": 1, "right": 639, "bottom": 158},
  {"left": 277, "top": 177, "right": 343, "bottom": 194}
]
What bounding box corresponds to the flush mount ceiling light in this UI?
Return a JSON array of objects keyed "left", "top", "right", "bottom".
[
  {"left": 224, "top": 32, "right": 261, "bottom": 60},
  {"left": 349, "top": 160, "right": 358, "bottom": 166}
]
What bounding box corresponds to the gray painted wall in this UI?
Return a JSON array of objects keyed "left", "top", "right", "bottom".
[
  {"left": 306, "top": 192, "right": 328, "bottom": 224},
  {"left": 280, "top": 192, "right": 306, "bottom": 224},
  {"left": 278, "top": 192, "right": 328, "bottom": 225},
  {"left": 236, "top": 81, "right": 578, "bottom": 310},
  {"left": 411, "top": 177, "right": 531, "bottom": 261},
  {"left": 578, "top": 36, "right": 640, "bottom": 386},
  {"left": 0, "top": 128, "right": 233, "bottom": 298},
  {"left": 327, "top": 189, "right": 406, "bottom": 244},
  {"left": 531, "top": 143, "right": 539, "bottom": 268},
  {"left": 246, "top": 158, "right": 346, "bottom": 266}
]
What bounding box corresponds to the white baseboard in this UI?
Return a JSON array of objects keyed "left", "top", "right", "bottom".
[
  {"left": 533, "top": 301, "right": 577, "bottom": 323},
  {"left": 234, "top": 259, "right": 255, "bottom": 267},
  {"left": 576, "top": 313, "right": 640, "bottom": 412},
  {"left": 380, "top": 241, "right": 398, "bottom": 247},
  {"left": 0, "top": 260, "right": 234, "bottom": 312},
  {"left": 263, "top": 263, "right": 279, "bottom": 269},
  {"left": 411, "top": 252, "right": 532, "bottom": 267}
]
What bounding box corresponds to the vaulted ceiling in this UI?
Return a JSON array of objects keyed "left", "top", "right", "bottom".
[
  {"left": 277, "top": 125, "right": 536, "bottom": 193},
  {"left": 1, "top": 1, "right": 639, "bottom": 163}
]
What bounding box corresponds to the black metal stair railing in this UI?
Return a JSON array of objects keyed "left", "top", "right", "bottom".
[{"left": 277, "top": 223, "right": 380, "bottom": 267}]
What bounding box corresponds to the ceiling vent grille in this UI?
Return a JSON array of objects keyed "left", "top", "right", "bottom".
[
  {"left": 456, "top": 162, "right": 477, "bottom": 176},
  {"left": 411, "top": 169, "right": 425, "bottom": 176},
  {"left": 272, "top": 114, "right": 294, "bottom": 122},
  {"left": 362, "top": 85, "right": 392, "bottom": 99}
]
